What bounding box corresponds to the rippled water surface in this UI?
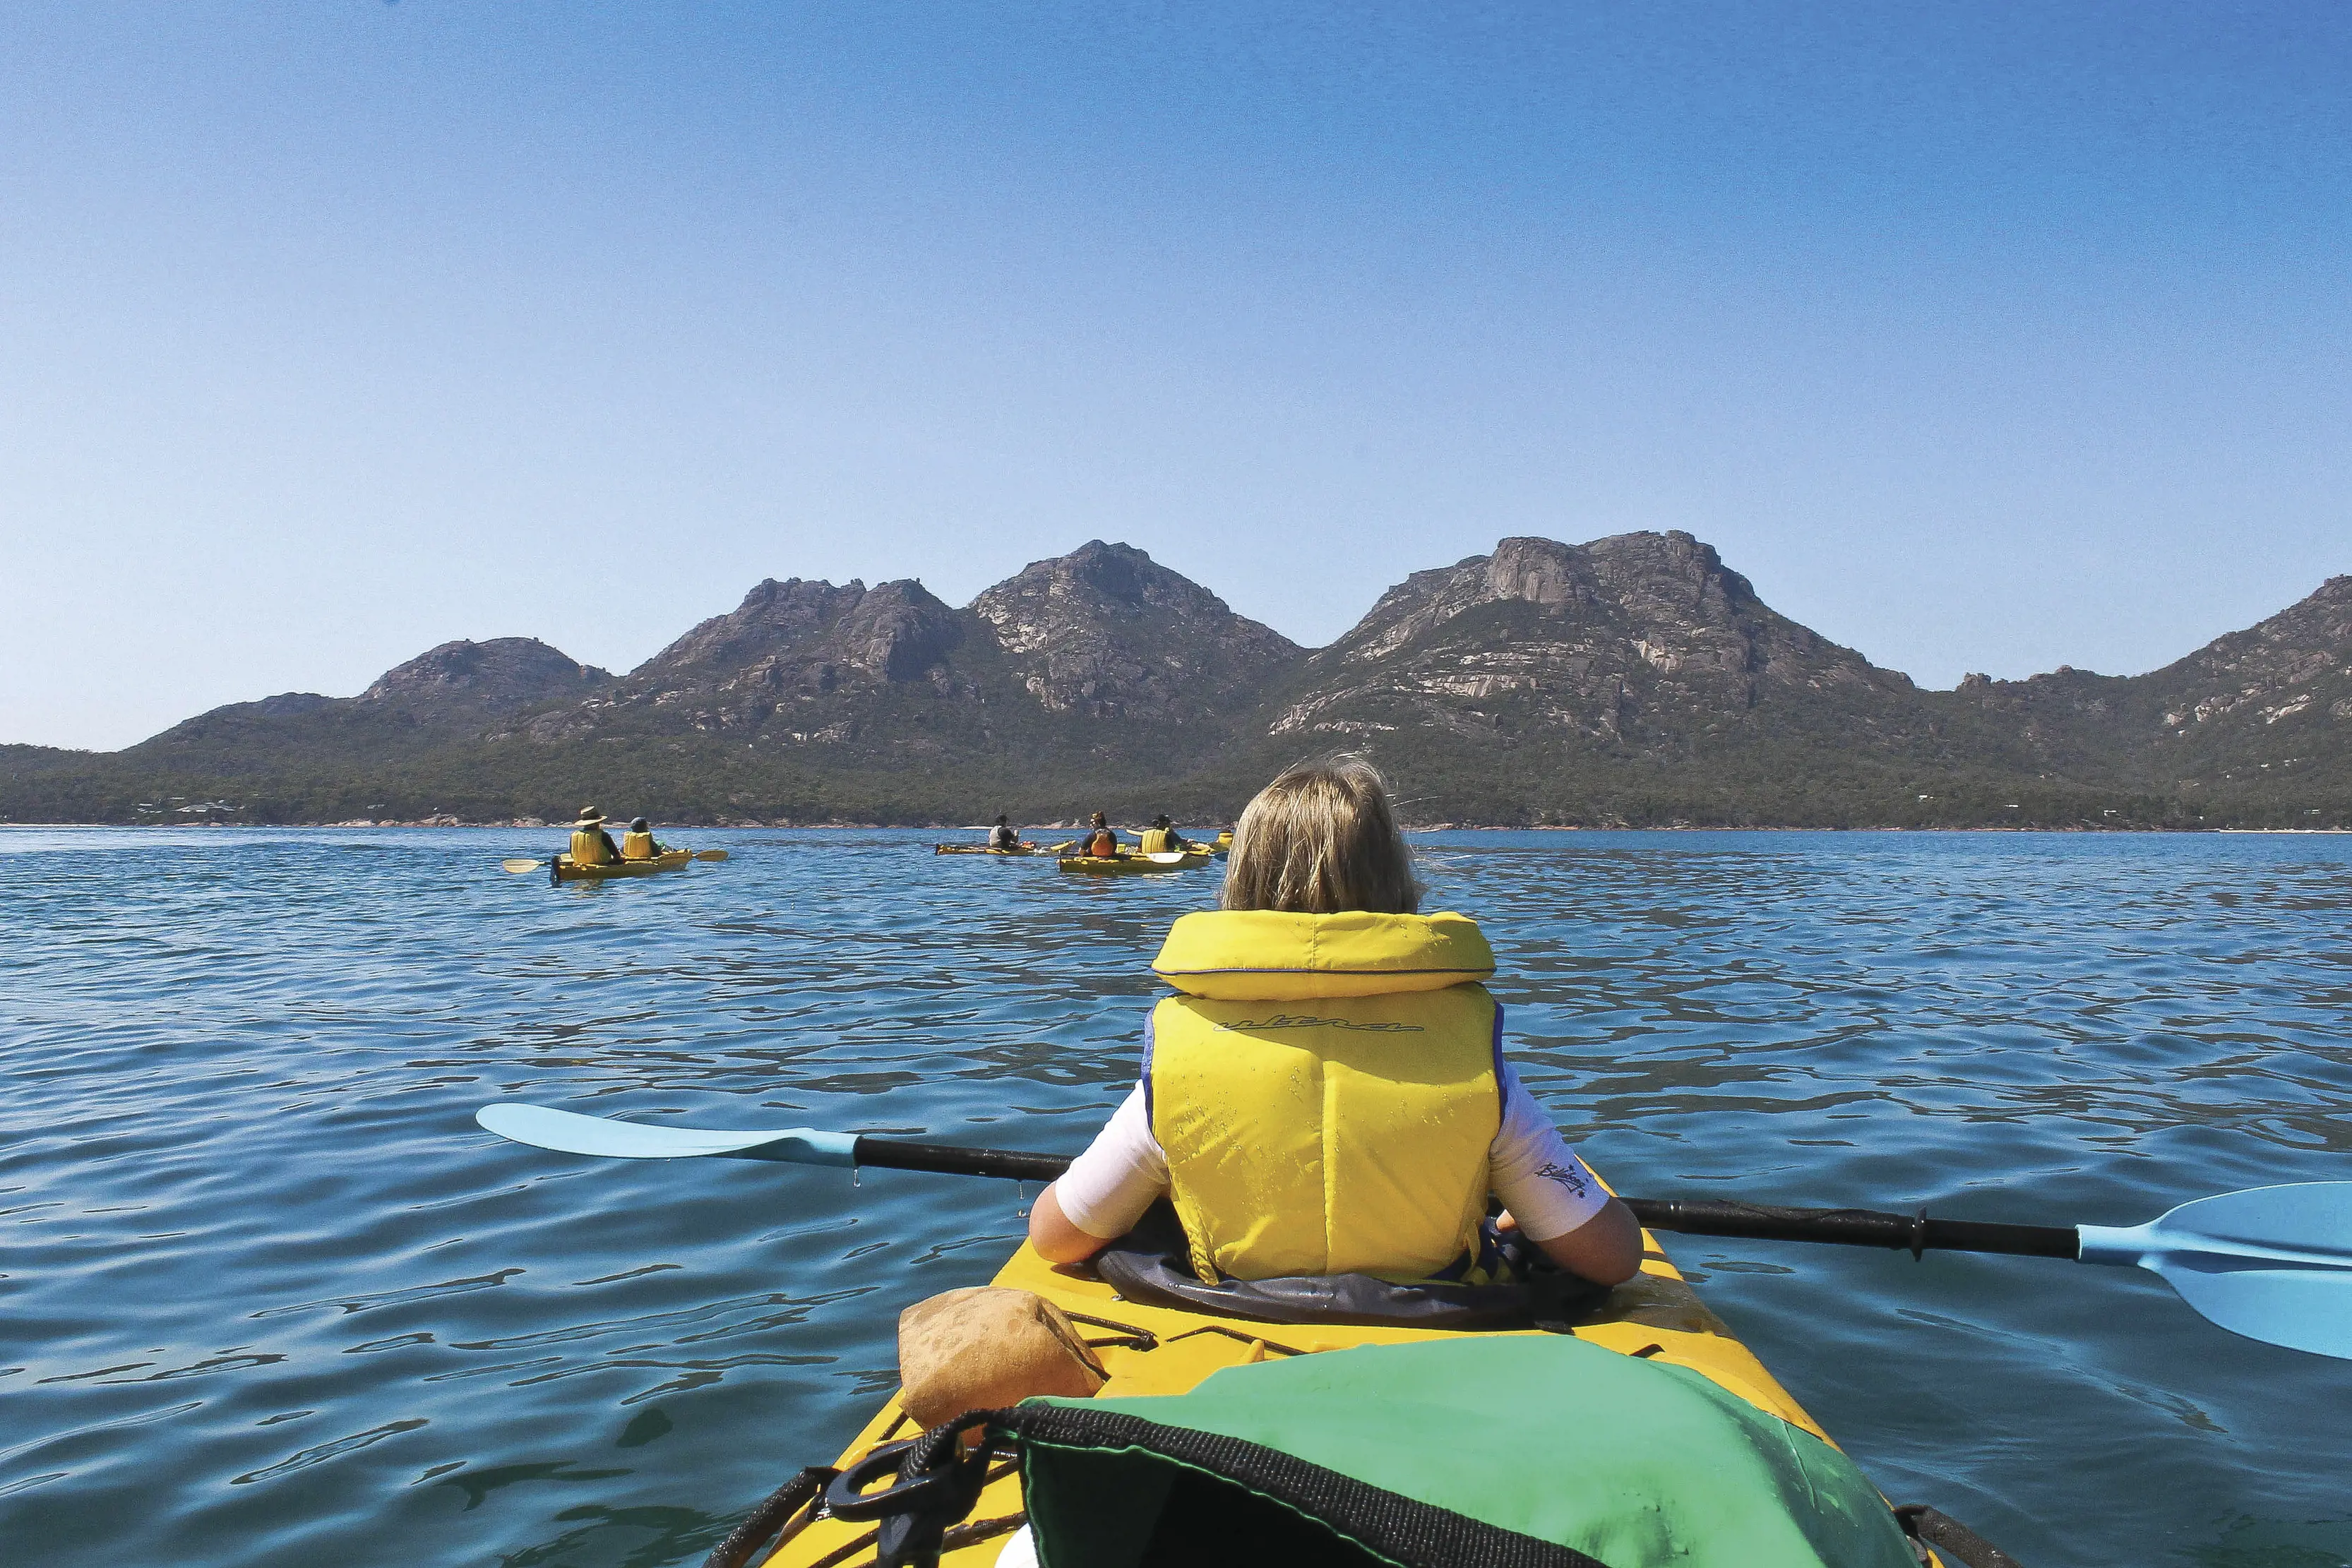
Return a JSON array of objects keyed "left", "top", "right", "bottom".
[{"left": 6, "top": 827, "right": 2352, "bottom": 1567}]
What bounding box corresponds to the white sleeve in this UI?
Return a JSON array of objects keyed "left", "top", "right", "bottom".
[
  {"left": 1051, "top": 1084, "right": 1170, "bottom": 1241},
  {"left": 1488, "top": 1058, "right": 1611, "bottom": 1243}
]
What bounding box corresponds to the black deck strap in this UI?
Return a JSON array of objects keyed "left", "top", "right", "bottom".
[
  {"left": 1894, "top": 1504, "right": 2025, "bottom": 1568},
  {"left": 993, "top": 1401, "right": 1614, "bottom": 1568},
  {"left": 1059, "top": 1309, "right": 1159, "bottom": 1351},
  {"left": 1092, "top": 1202, "right": 1611, "bottom": 1330},
  {"left": 699, "top": 1466, "right": 835, "bottom": 1568}
]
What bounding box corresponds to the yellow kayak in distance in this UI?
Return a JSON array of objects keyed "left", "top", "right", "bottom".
[
  {"left": 550, "top": 849, "right": 694, "bottom": 882},
  {"left": 736, "top": 1169, "right": 1992, "bottom": 1568},
  {"left": 1057, "top": 850, "right": 1212, "bottom": 875},
  {"left": 934, "top": 844, "right": 1046, "bottom": 856}
]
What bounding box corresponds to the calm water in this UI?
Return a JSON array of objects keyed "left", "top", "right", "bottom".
[{"left": 5, "top": 827, "right": 2351, "bottom": 1567}]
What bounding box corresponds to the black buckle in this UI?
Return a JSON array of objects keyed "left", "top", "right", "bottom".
[{"left": 823, "top": 1428, "right": 996, "bottom": 1568}]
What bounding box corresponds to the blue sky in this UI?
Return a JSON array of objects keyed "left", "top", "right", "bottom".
[{"left": 4, "top": 2, "right": 2346, "bottom": 749}]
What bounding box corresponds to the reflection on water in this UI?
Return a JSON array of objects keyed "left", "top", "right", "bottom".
[{"left": 4, "top": 827, "right": 2350, "bottom": 1566}]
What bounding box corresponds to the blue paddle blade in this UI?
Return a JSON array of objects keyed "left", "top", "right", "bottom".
[
  {"left": 2077, "top": 1182, "right": 2352, "bottom": 1359},
  {"left": 475, "top": 1104, "right": 858, "bottom": 1166}
]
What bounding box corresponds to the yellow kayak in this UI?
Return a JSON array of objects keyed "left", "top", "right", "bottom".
[
  {"left": 1057, "top": 851, "right": 1212, "bottom": 875},
  {"left": 739, "top": 1187, "right": 1988, "bottom": 1568},
  {"left": 550, "top": 849, "right": 693, "bottom": 882},
  {"left": 934, "top": 844, "right": 1045, "bottom": 856}
]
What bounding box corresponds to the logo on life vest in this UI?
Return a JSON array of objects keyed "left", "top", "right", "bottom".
[{"left": 1213, "top": 1013, "right": 1427, "bottom": 1033}]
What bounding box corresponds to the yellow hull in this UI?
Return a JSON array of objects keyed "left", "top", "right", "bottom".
[
  {"left": 551, "top": 849, "right": 693, "bottom": 882},
  {"left": 934, "top": 844, "right": 1044, "bottom": 856},
  {"left": 1056, "top": 851, "right": 1212, "bottom": 875},
  {"left": 754, "top": 1203, "right": 1856, "bottom": 1568}
]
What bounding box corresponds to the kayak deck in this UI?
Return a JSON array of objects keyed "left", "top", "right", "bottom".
[
  {"left": 753, "top": 1211, "right": 1837, "bottom": 1568},
  {"left": 551, "top": 849, "right": 693, "bottom": 882},
  {"left": 1056, "top": 851, "right": 1212, "bottom": 875}
]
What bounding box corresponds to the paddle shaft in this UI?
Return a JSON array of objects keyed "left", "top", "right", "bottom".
[
  {"left": 828, "top": 1139, "right": 2081, "bottom": 1258},
  {"left": 1625, "top": 1198, "right": 2079, "bottom": 1259},
  {"left": 852, "top": 1136, "right": 1070, "bottom": 1184}
]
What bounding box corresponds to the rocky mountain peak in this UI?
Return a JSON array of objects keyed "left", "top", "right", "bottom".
[
  {"left": 1272, "top": 530, "right": 1898, "bottom": 749},
  {"left": 359, "top": 638, "right": 610, "bottom": 711},
  {"left": 1037, "top": 539, "right": 1159, "bottom": 606},
  {"left": 972, "top": 541, "right": 1253, "bottom": 633},
  {"left": 642, "top": 578, "right": 873, "bottom": 676},
  {"left": 831, "top": 580, "right": 966, "bottom": 683},
  {"left": 969, "top": 541, "right": 1301, "bottom": 718},
  {"left": 618, "top": 575, "right": 965, "bottom": 731},
  {"left": 2137, "top": 573, "right": 2352, "bottom": 741},
  {"left": 1326, "top": 532, "right": 1767, "bottom": 667},
  {"left": 2184, "top": 575, "right": 2352, "bottom": 674},
  {"left": 1477, "top": 535, "right": 1599, "bottom": 608}
]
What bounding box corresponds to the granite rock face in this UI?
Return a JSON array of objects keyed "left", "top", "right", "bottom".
[
  {"left": 1266, "top": 532, "right": 1908, "bottom": 750},
  {"left": 2144, "top": 575, "right": 2352, "bottom": 737},
  {"left": 360, "top": 639, "right": 610, "bottom": 711},
  {"left": 637, "top": 578, "right": 964, "bottom": 688},
  {"left": 512, "top": 543, "right": 1299, "bottom": 760},
  {"left": 969, "top": 540, "right": 1301, "bottom": 720},
  {"left": 580, "top": 577, "right": 972, "bottom": 738},
  {"left": 1938, "top": 575, "right": 2352, "bottom": 784}
]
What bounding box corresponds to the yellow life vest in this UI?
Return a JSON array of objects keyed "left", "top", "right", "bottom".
[
  {"left": 569, "top": 827, "right": 614, "bottom": 866},
  {"left": 1146, "top": 910, "right": 1502, "bottom": 1285},
  {"left": 619, "top": 831, "right": 657, "bottom": 860},
  {"left": 1138, "top": 827, "right": 1174, "bottom": 854}
]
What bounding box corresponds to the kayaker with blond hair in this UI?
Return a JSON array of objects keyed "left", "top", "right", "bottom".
[{"left": 1028, "top": 758, "right": 1642, "bottom": 1290}]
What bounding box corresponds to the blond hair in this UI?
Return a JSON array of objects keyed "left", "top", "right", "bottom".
[{"left": 1221, "top": 759, "right": 1421, "bottom": 915}]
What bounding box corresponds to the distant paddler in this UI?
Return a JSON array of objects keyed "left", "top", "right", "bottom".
[
  {"left": 568, "top": 806, "right": 621, "bottom": 867},
  {"left": 502, "top": 812, "right": 724, "bottom": 875},
  {"left": 1211, "top": 827, "right": 1234, "bottom": 858},
  {"left": 987, "top": 814, "right": 1023, "bottom": 851},
  {"left": 1137, "top": 814, "right": 1198, "bottom": 854},
  {"left": 1079, "top": 811, "right": 1121, "bottom": 858}
]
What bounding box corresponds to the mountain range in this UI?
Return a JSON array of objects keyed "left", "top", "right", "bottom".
[{"left": 5, "top": 533, "right": 2346, "bottom": 829}]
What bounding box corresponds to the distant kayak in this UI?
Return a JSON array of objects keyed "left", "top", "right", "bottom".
[
  {"left": 935, "top": 844, "right": 1044, "bottom": 856},
  {"left": 1058, "top": 850, "right": 1212, "bottom": 875},
  {"left": 551, "top": 849, "right": 693, "bottom": 882}
]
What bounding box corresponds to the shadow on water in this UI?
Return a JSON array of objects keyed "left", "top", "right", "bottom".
[{"left": 3, "top": 825, "right": 2351, "bottom": 1566}]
